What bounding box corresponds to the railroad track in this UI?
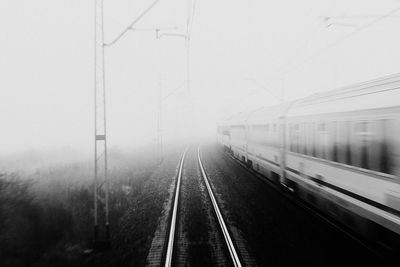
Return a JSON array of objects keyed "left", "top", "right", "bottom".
[{"left": 163, "top": 146, "right": 242, "bottom": 267}]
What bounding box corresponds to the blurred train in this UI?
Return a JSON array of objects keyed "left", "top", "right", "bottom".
[{"left": 217, "top": 73, "right": 400, "bottom": 242}]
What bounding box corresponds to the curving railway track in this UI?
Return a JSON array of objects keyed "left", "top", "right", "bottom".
[{"left": 163, "top": 146, "right": 243, "bottom": 267}]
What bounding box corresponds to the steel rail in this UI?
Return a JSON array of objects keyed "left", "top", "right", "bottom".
[
  {"left": 197, "top": 147, "right": 242, "bottom": 267},
  {"left": 164, "top": 149, "right": 187, "bottom": 267}
]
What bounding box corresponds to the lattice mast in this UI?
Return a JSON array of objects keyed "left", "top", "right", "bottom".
[
  {"left": 94, "top": 0, "right": 110, "bottom": 243},
  {"left": 156, "top": 80, "right": 163, "bottom": 163},
  {"left": 156, "top": 30, "right": 163, "bottom": 164},
  {"left": 185, "top": 0, "right": 192, "bottom": 142}
]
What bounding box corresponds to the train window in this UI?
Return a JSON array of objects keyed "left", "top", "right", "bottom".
[
  {"left": 293, "top": 124, "right": 299, "bottom": 153},
  {"left": 352, "top": 121, "right": 368, "bottom": 169},
  {"left": 304, "top": 122, "right": 316, "bottom": 157},
  {"left": 368, "top": 121, "right": 380, "bottom": 172},
  {"left": 326, "top": 122, "right": 332, "bottom": 161},
  {"left": 379, "top": 119, "right": 394, "bottom": 175},
  {"left": 272, "top": 124, "right": 277, "bottom": 147},
  {"left": 250, "top": 124, "right": 269, "bottom": 146},
  {"left": 316, "top": 123, "right": 328, "bottom": 159},
  {"left": 289, "top": 124, "right": 295, "bottom": 152},
  {"left": 288, "top": 125, "right": 292, "bottom": 151},
  {"left": 299, "top": 123, "right": 306, "bottom": 154},
  {"left": 360, "top": 122, "right": 369, "bottom": 169},
  {"left": 311, "top": 123, "right": 316, "bottom": 157},
  {"left": 342, "top": 119, "right": 395, "bottom": 175},
  {"left": 305, "top": 123, "right": 313, "bottom": 156},
  {"left": 293, "top": 124, "right": 298, "bottom": 153},
  {"left": 315, "top": 123, "right": 321, "bottom": 157},
  {"left": 304, "top": 123, "right": 308, "bottom": 155},
  {"left": 337, "top": 121, "right": 345, "bottom": 164},
  {"left": 231, "top": 125, "right": 246, "bottom": 140},
  {"left": 330, "top": 122, "right": 338, "bottom": 162},
  {"left": 346, "top": 125, "right": 352, "bottom": 165},
  {"left": 218, "top": 126, "right": 230, "bottom": 136},
  {"left": 337, "top": 121, "right": 351, "bottom": 165},
  {"left": 297, "top": 123, "right": 301, "bottom": 153},
  {"left": 247, "top": 125, "right": 255, "bottom": 144},
  {"left": 288, "top": 124, "right": 292, "bottom": 151},
  {"left": 268, "top": 124, "right": 273, "bottom": 146}
]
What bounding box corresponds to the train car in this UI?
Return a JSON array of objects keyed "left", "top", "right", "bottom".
[
  {"left": 245, "top": 104, "right": 290, "bottom": 184},
  {"left": 218, "top": 73, "right": 400, "bottom": 241},
  {"left": 222, "top": 112, "right": 250, "bottom": 162},
  {"left": 217, "top": 120, "right": 231, "bottom": 152}
]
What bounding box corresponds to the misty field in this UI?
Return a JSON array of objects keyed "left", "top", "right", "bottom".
[{"left": 0, "top": 146, "right": 182, "bottom": 266}]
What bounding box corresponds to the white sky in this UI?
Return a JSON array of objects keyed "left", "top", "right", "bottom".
[{"left": 1, "top": 0, "right": 400, "bottom": 154}]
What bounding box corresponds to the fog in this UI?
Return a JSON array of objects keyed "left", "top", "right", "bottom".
[{"left": 1, "top": 0, "right": 400, "bottom": 156}]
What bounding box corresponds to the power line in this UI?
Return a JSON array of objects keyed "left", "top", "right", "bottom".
[
  {"left": 188, "top": 0, "right": 197, "bottom": 38},
  {"left": 162, "top": 81, "right": 186, "bottom": 101},
  {"left": 104, "top": 0, "right": 161, "bottom": 47},
  {"left": 281, "top": 5, "right": 400, "bottom": 76},
  {"left": 323, "top": 14, "right": 400, "bottom": 20}
]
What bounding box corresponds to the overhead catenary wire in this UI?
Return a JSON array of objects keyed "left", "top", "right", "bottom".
[
  {"left": 188, "top": 0, "right": 197, "bottom": 38},
  {"left": 238, "top": 1, "right": 335, "bottom": 104},
  {"left": 324, "top": 14, "right": 400, "bottom": 19},
  {"left": 104, "top": 0, "right": 161, "bottom": 47},
  {"left": 162, "top": 81, "right": 186, "bottom": 101},
  {"left": 280, "top": 4, "right": 400, "bottom": 76},
  {"left": 246, "top": 4, "right": 400, "bottom": 101},
  {"left": 224, "top": 4, "right": 400, "bottom": 114}
]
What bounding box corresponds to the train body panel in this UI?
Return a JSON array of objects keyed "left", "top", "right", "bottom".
[
  {"left": 247, "top": 146, "right": 282, "bottom": 182},
  {"left": 217, "top": 73, "right": 400, "bottom": 240}
]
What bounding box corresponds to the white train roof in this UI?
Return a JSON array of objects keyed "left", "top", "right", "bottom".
[
  {"left": 287, "top": 73, "right": 400, "bottom": 117},
  {"left": 219, "top": 73, "right": 400, "bottom": 124},
  {"left": 218, "top": 112, "right": 249, "bottom": 126},
  {"left": 246, "top": 103, "right": 292, "bottom": 124},
  {"left": 219, "top": 103, "right": 291, "bottom": 125}
]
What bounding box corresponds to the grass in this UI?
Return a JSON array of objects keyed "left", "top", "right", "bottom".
[{"left": 0, "top": 146, "right": 176, "bottom": 266}]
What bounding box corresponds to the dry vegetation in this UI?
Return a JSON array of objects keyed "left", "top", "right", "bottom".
[{"left": 0, "top": 146, "right": 179, "bottom": 266}]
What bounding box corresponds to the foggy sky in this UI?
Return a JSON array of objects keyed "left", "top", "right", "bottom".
[{"left": 1, "top": 0, "right": 400, "bottom": 154}]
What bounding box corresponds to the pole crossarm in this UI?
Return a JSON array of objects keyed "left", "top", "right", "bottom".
[
  {"left": 104, "top": 0, "right": 161, "bottom": 47},
  {"left": 158, "top": 32, "right": 188, "bottom": 39},
  {"left": 162, "top": 81, "right": 185, "bottom": 101}
]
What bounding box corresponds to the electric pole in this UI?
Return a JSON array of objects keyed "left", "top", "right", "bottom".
[
  {"left": 94, "top": 0, "right": 110, "bottom": 246},
  {"left": 93, "top": 0, "right": 162, "bottom": 248},
  {"left": 157, "top": 39, "right": 163, "bottom": 164}
]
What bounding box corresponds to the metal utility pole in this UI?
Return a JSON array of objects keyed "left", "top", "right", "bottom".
[
  {"left": 155, "top": 27, "right": 188, "bottom": 161},
  {"left": 126, "top": 27, "right": 176, "bottom": 164},
  {"left": 157, "top": 57, "right": 163, "bottom": 163},
  {"left": 186, "top": 0, "right": 197, "bottom": 95},
  {"left": 128, "top": 27, "right": 177, "bottom": 164},
  {"left": 185, "top": 27, "right": 191, "bottom": 143},
  {"left": 184, "top": 0, "right": 196, "bottom": 142},
  {"left": 93, "top": 0, "right": 161, "bottom": 247},
  {"left": 94, "top": 0, "right": 109, "bottom": 245},
  {"left": 185, "top": 34, "right": 190, "bottom": 98},
  {"left": 155, "top": 29, "right": 166, "bottom": 164},
  {"left": 157, "top": 86, "right": 163, "bottom": 163}
]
